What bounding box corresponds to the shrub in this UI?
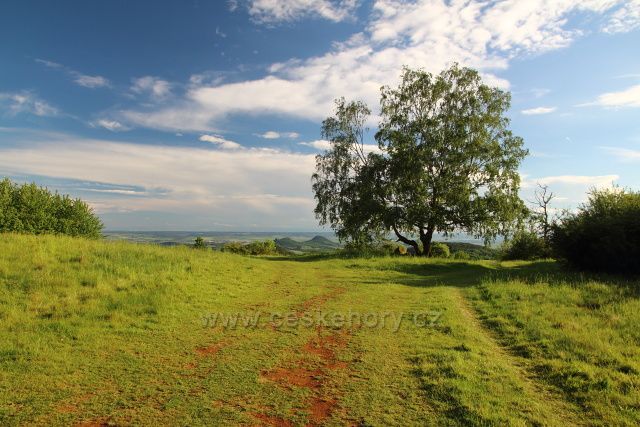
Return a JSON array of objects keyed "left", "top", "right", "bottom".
[
  {"left": 453, "top": 251, "right": 470, "bottom": 260},
  {"left": 341, "top": 239, "right": 404, "bottom": 257},
  {"left": 222, "top": 242, "right": 246, "bottom": 254},
  {"left": 429, "top": 242, "right": 450, "bottom": 258},
  {"left": 551, "top": 188, "right": 640, "bottom": 274},
  {"left": 244, "top": 240, "right": 278, "bottom": 255},
  {"left": 222, "top": 240, "right": 278, "bottom": 255},
  {"left": 193, "top": 237, "right": 207, "bottom": 249},
  {"left": 501, "top": 231, "right": 549, "bottom": 260},
  {"left": 394, "top": 245, "right": 408, "bottom": 256},
  {"left": 0, "top": 178, "right": 103, "bottom": 238}
]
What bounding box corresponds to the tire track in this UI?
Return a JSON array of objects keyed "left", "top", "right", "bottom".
[{"left": 452, "top": 287, "right": 585, "bottom": 426}]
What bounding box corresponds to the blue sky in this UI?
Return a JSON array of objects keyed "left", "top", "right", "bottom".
[{"left": 1, "top": 0, "right": 639, "bottom": 231}]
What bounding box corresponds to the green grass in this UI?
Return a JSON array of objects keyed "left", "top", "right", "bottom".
[{"left": 0, "top": 233, "right": 638, "bottom": 426}]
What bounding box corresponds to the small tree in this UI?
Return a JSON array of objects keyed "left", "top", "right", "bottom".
[
  {"left": 194, "top": 236, "right": 207, "bottom": 249},
  {"left": 501, "top": 230, "right": 548, "bottom": 260},
  {"left": 313, "top": 64, "right": 528, "bottom": 255}
]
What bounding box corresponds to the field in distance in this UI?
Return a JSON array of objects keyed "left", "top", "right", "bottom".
[
  {"left": 104, "top": 231, "right": 340, "bottom": 251},
  {"left": 1, "top": 233, "right": 638, "bottom": 426},
  {"left": 104, "top": 231, "right": 495, "bottom": 257}
]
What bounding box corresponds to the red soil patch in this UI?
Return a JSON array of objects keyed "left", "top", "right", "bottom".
[
  {"left": 262, "top": 366, "right": 323, "bottom": 389},
  {"left": 74, "top": 419, "right": 110, "bottom": 427},
  {"left": 326, "top": 360, "right": 348, "bottom": 370},
  {"left": 323, "top": 331, "right": 348, "bottom": 347},
  {"left": 57, "top": 404, "right": 78, "bottom": 414},
  {"left": 258, "top": 329, "right": 352, "bottom": 424},
  {"left": 255, "top": 288, "right": 352, "bottom": 425},
  {"left": 303, "top": 338, "right": 335, "bottom": 360},
  {"left": 195, "top": 342, "right": 225, "bottom": 357},
  {"left": 56, "top": 393, "right": 94, "bottom": 414},
  {"left": 253, "top": 412, "right": 294, "bottom": 427},
  {"left": 303, "top": 327, "right": 349, "bottom": 361},
  {"left": 297, "top": 287, "right": 346, "bottom": 313},
  {"left": 308, "top": 397, "right": 337, "bottom": 426}
]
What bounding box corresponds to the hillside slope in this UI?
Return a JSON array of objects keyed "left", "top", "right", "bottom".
[
  {"left": 274, "top": 235, "right": 340, "bottom": 252},
  {"left": 0, "top": 234, "right": 637, "bottom": 425}
]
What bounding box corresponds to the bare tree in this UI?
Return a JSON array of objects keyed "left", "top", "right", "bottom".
[{"left": 529, "top": 183, "right": 555, "bottom": 243}]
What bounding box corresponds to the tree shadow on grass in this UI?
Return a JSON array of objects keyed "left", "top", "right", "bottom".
[
  {"left": 385, "top": 260, "right": 639, "bottom": 290},
  {"left": 364, "top": 261, "right": 495, "bottom": 288},
  {"left": 264, "top": 254, "right": 638, "bottom": 291}
]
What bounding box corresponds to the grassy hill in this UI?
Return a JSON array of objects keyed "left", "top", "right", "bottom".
[
  {"left": 275, "top": 235, "right": 341, "bottom": 253},
  {"left": 0, "top": 233, "right": 638, "bottom": 425}
]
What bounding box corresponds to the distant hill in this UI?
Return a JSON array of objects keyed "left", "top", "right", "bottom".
[{"left": 275, "top": 235, "right": 341, "bottom": 253}]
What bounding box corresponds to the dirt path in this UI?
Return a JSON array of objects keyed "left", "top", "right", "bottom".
[{"left": 257, "top": 287, "right": 351, "bottom": 426}]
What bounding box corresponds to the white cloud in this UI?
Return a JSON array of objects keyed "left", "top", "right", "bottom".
[
  {"left": 521, "top": 106, "right": 557, "bottom": 115},
  {"left": 81, "top": 188, "right": 148, "bottom": 195},
  {"left": 35, "top": 58, "right": 63, "bottom": 69},
  {"left": 243, "top": 0, "right": 359, "bottom": 24},
  {"left": 602, "top": 146, "right": 640, "bottom": 161},
  {"left": 0, "top": 131, "right": 318, "bottom": 228},
  {"left": 199, "top": 134, "right": 243, "bottom": 150},
  {"left": 299, "top": 140, "right": 332, "bottom": 150},
  {"left": 260, "top": 131, "right": 281, "bottom": 139},
  {"left": 0, "top": 92, "right": 58, "bottom": 117},
  {"left": 257, "top": 131, "right": 299, "bottom": 139},
  {"left": 90, "top": 119, "right": 130, "bottom": 132},
  {"left": 35, "top": 58, "right": 110, "bottom": 89},
  {"left": 531, "top": 174, "right": 619, "bottom": 187},
  {"left": 120, "top": 0, "right": 633, "bottom": 133},
  {"left": 215, "top": 26, "right": 227, "bottom": 38},
  {"left": 298, "top": 139, "right": 381, "bottom": 153},
  {"left": 74, "top": 74, "right": 110, "bottom": 88},
  {"left": 530, "top": 88, "right": 551, "bottom": 98},
  {"left": 603, "top": 0, "right": 640, "bottom": 33},
  {"left": 581, "top": 84, "right": 640, "bottom": 108},
  {"left": 131, "top": 76, "right": 172, "bottom": 99}
]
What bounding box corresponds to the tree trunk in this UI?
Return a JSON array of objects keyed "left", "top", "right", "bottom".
[
  {"left": 392, "top": 223, "right": 421, "bottom": 255},
  {"left": 419, "top": 225, "right": 435, "bottom": 257}
]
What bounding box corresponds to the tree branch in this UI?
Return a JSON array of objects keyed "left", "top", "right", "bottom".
[{"left": 391, "top": 223, "right": 420, "bottom": 254}]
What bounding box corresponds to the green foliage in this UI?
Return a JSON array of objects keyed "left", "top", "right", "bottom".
[
  {"left": 446, "top": 242, "right": 497, "bottom": 260},
  {"left": 312, "top": 98, "right": 387, "bottom": 249},
  {"left": 222, "top": 239, "right": 279, "bottom": 255},
  {"left": 312, "top": 64, "right": 528, "bottom": 256},
  {"left": 221, "top": 241, "right": 244, "bottom": 253},
  {"left": 193, "top": 236, "right": 207, "bottom": 249},
  {"left": 551, "top": 188, "right": 640, "bottom": 274},
  {"left": 245, "top": 240, "right": 277, "bottom": 255},
  {"left": 377, "top": 240, "right": 406, "bottom": 255},
  {"left": 452, "top": 250, "right": 471, "bottom": 260},
  {"left": 501, "top": 231, "right": 549, "bottom": 260},
  {"left": 0, "top": 178, "right": 103, "bottom": 238},
  {"left": 339, "top": 239, "right": 412, "bottom": 257},
  {"left": 429, "top": 242, "right": 450, "bottom": 258}
]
